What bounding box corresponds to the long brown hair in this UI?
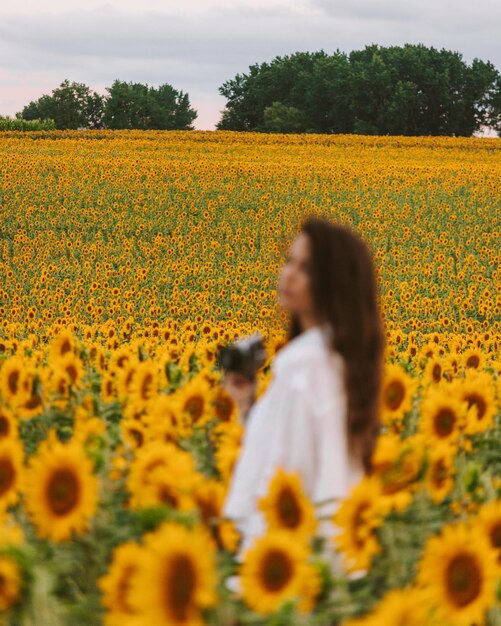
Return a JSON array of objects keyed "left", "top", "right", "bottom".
[{"left": 285, "top": 215, "right": 385, "bottom": 475}]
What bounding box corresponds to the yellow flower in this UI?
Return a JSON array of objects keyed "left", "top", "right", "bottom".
[
  {"left": 173, "top": 373, "right": 213, "bottom": 428},
  {"left": 379, "top": 363, "right": 418, "bottom": 423},
  {"left": 0, "top": 555, "right": 21, "bottom": 611},
  {"left": 350, "top": 585, "right": 432, "bottom": 626},
  {"left": 416, "top": 520, "right": 499, "bottom": 626},
  {"left": 23, "top": 439, "right": 99, "bottom": 542},
  {"left": 371, "top": 432, "right": 424, "bottom": 512},
  {"left": 476, "top": 500, "right": 501, "bottom": 567},
  {"left": 332, "top": 474, "right": 385, "bottom": 573},
  {"left": 218, "top": 519, "right": 241, "bottom": 553},
  {"left": 127, "top": 441, "right": 199, "bottom": 510},
  {"left": 0, "top": 438, "right": 24, "bottom": 511},
  {"left": 98, "top": 541, "right": 143, "bottom": 626},
  {"left": 127, "top": 360, "right": 159, "bottom": 410},
  {"left": 239, "top": 529, "right": 320, "bottom": 616},
  {"left": 128, "top": 522, "right": 217, "bottom": 625},
  {"left": 419, "top": 384, "right": 466, "bottom": 445},
  {"left": 424, "top": 440, "right": 456, "bottom": 503},
  {"left": 453, "top": 371, "right": 497, "bottom": 435},
  {"left": 258, "top": 467, "right": 317, "bottom": 541}
]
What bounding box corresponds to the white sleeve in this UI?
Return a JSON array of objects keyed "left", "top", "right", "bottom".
[{"left": 222, "top": 350, "right": 352, "bottom": 556}]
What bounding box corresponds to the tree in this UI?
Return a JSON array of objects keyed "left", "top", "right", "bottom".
[
  {"left": 263, "top": 102, "right": 308, "bottom": 133},
  {"left": 217, "top": 44, "right": 501, "bottom": 136},
  {"left": 19, "top": 80, "right": 105, "bottom": 129},
  {"left": 103, "top": 80, "right": 197, "bottom": 130}
]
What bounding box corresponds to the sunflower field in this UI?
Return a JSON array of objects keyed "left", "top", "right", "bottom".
[{"left": 0, "top": 129, "right": 500, "bottom": 626}]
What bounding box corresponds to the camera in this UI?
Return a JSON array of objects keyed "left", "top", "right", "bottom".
[{"left": 216, "top": 332, "right": 268, "bottom": 380}]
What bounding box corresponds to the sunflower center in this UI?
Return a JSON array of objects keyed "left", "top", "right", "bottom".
[
  {"left": 353, "top": 502, "right": 371, "bottom": 547},
  {"left": 60, "top": 340, "right": 71, "bottom": 355},
  {"left": 434, "top": 408, "right": 456, "bottom": 437},
  {"left": 386, "top": 381, "right": 405, "bottom": 411},
  {"left": 65, "top": 364, "right": 77, "bottom": 385},
  {"left": 7, "top": 371, "right": 19, "bottom": 396},
  {"left": 47, "top": 468, "right": 80, "bottom": 516},
  {"left": 489, "top": 523, "right": 501, "bottom": 558},
  {"left": 0, "top": 458, "right": 16, "bottom": 497},
  {"left": 277, "top": 487, "right": 302, "bottom": 529},
  {"left": 445, "top": 552, "right": 482, "bottom": 608},
  {"left": 465, "top": 394, "right": 486, "bottom": 420},
  {"left": 185, "top": 396, "right": 204, "bottom": 421},
  {"left": 158, "top": 484, "right": 179, "bottom": 508},
  {"left": 466, "top": 355, "right": 480, "bottom": 368},
  {"left": 432, "top": 364, "right": 442, "bottom": 382},
  {"left": 0, "top": 417, "right": 10, "bottom": 437},
  {"left": 432, "top": 459, "right": 448, "bottom": 487},
  {"left": 117, "top": 565, "right": 137, "bottom": 615},
  {"left": 166, "top": 554, "right": 196, "bottom": 621},
  {"left": 261, "top": 549, "right": 293, "bottom": 592},
  {"left": 141, "top": 374, "right": 153, "bottom": 400},
  {"left": 130, "top": 429, "right": 144, "bottom": 447}
]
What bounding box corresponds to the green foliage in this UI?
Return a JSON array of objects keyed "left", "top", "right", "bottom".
[
  {"left": 15, "top": 78, "right": 197, "bottom": 131},
  {"left": 0, "top": 116, "right": 56, "bottom": 131},
  {"left": 217, "top": 44, "right": 501, "bottom": 136},
  {"left": 20, "top": 80, "right": 105, "bottom": 130},
  {"left": 103, "top": 80, "right": 197, "bottom": 130}
]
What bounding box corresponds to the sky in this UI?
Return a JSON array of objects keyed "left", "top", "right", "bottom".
[{"left": 0, "top": 0, "right": 500, "bottom": 131}]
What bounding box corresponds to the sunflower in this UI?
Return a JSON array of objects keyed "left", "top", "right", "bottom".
[
  {"left": 370, "top": 432, "right": 425, "bottom": 512},
  {"left": 0, "top": 438, "right": 24, "bottom": 511},
  {"left": 423, "top": 354, "right": 446, "bottom": 385},
  {"left": 218, "top": 519, "right": 241, "bottom": 553},
  {"left": 142, "top": 395, "right": 190, "bottom": 443},
  {"left": 425, "top": 441, "right": 456, "bottom": 503},
  {"left": 0, "top": 555, "right": 21, "bottom": 611},
  {"left": 100, "top": 374, "right": 116, "bottom": 404},
  {"left": 114, "top": 360, "right": 140, "bottom": 402},
  {"left": 98, "top": 541, "right": 144, "bottom": 626},
  {"left": 453, "top": 371, "right": 497, "bottom": 435},
  {"left": 0, "top": 356, "right": 25, "bottom": 407},
  {"left": 0, "top": 406, "right": 19, "bottom": 441},
  {"left": 476, "top": 500, "right": 501, "bottom": 567},
  {"left": 419, "top": 385, "right": 466, "bottom": 445},
  {"left": 213, "top": 422, "right": 243, "bottom": 483},
  {"left": 127, "top": 441, "right": 199, "bottom": 510},
  {"left": 239, "top": 529, "right": 321, "bottom": 616},
  {"left": 48, "top": 329, "right": 76, "bottom": 361},
  {"left": 0, "top": 513, "right": 25, "bottom": 546},
  {"left": 128, "top": 522, "right": 217, "bottom": 625},
  {"left": 23, "top": 439, "right": 99, "bottom": 542},
  {"left": 120, "top": 417, "right": 148, "bottom": 451},
  {"left": 379, "top": 363, "right": 418, "bottom": 425},
  {"left": 127, "top": 360, "right": 159, "bottom": 410},
  {"left": 193, "top": 478, "right": 225, "bottom": 527},
  {"left": 332, "top": 474, "right": 386, "bottom": 573},
  {"left": 460, "top": 347, "right": 486, "bottom": 372},
  {"left": 416, "top": 520, "right": 499, "bottom": 626},
  {"left": 357, "top": 585, "right": 432, "bottom": 626},
  {"left": 258, "top": 467, "right": 317, "bottom": 541},
  {"left": 136, "top": 465, "right": 196, "bottom": 512},
  {"left": 211, "top": 386, "right": 238, "bottom": 423},
  {"left": 174, "top": 374, "right": 213, "bottom": 427},
  {"left": 52, "top": 351, "right": 85, "bottom": 389}
]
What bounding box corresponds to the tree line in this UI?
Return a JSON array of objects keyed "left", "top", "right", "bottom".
[{"left": 8, "top": 44, "right": 501, "bottom": 136}]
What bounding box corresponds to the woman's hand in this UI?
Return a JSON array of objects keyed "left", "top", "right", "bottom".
[{"left": 221, "top": 371, "right": 258, "bottom": 421}]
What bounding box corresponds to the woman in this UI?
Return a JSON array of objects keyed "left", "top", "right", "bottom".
[{"left": 221, "top": 214, "right": 385, "bottom": 591}]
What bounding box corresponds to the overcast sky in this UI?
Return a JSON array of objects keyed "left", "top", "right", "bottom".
[{"left": 0, "top": 0, "right": 499, "bottom": 130}]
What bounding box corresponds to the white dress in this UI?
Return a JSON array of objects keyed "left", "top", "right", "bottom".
[{"left": 222, "top": 321, "right": 366, "bottom": 592}]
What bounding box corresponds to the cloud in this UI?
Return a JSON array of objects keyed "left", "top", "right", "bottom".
[{"left": 0, "top": 1, "right": 499, "bottom": 129}]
